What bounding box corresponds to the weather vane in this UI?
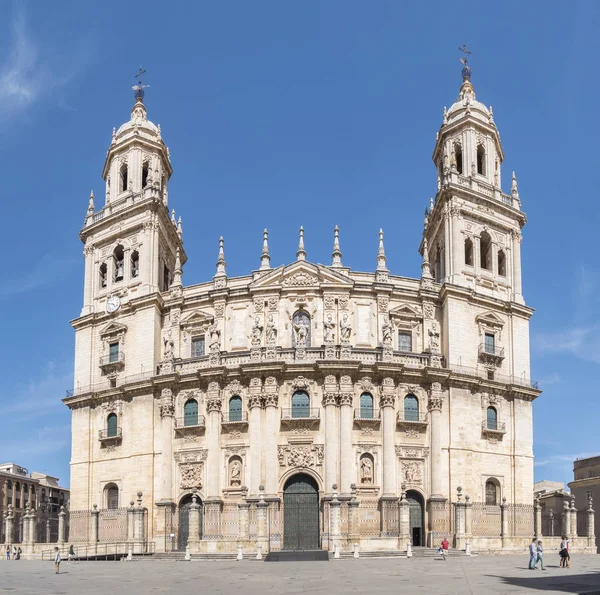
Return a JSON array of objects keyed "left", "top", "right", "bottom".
[
  {"left": 458, "top": 44, "right": 472, "bottom": 81},
  {"left": 132, "top": 66, "right": 150, "bottom": 101}
]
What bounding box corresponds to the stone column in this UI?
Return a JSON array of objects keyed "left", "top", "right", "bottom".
[
  {"left": 562, "top": 499, "right": 571, "bottom": 538},
  {"left": 323, "top": 377, "right": 339, "bottom": 494},
  {"left": 187, "top": 494, "right": 201, "bottom": 553},
  {"left": 443, "top": 206, "right": 450, "bottom": 281},
  {"left": 58, "top": 505, "right": 66, "bottom": 545},
  {"left": 156, "top": 388, "right": 175, "bottom": 551},
  {"left": 380, "top": 378, "right": 396, "bottom": 497},
  {"left": 91, "top": 505, "right": 99, "bottom": 544},
  {"left": 428, "top": 382, "right": 444, "bottom": 497},
  {"left": 586, "top": 497, "right": 595, "bottom": 545},
  {"left": 534, "top": 497, "right": 542, "bottom": 539},
  {"left": 263, "top": 379, "right": 279, "bottom": 497},
  {"left": 339, "top": 379, "right": 354, "bottom": 495},
  {"left": 206, "top": 384, "right": 222, "bottom": 499},
  {"left": 27, "top": 507, "right": 36, "bottom": 549},
  {"left": 133, "top": 492, "right": 147, "bottom": 554},
  {"left": 21, "top": 505, "right": 29, "bottom": 544},
  {"left": 511, "top": 230, "right": 523, "bottom": 301},
  {"left": 347, "top": 488, "right": 360, "bottom": 548},
  {"left": 464, "top": 494, "right": 473, "bottom": 545},
  {"left": 238, "top": 502, "right": 250, "bottom": 542},
  {"left": 248, "top": 379, "right": 263, "bottom": 496},
  {"left": 82, "top": 245, "right": 94, "bottom": 315},
  {"left": 398, "top": 491, "right": 411, "bottom": 551},
  {"left": 570, "top": 497, "right": 577, "bottom": 538},
  {"left": 5, "top": 506, "right": 13, "bottom": 545},
  {"left": 454, "top": 487, "right": 466, "bottom": 550},
  {"left": 256, "top": 491, "right": 268, "bottom": 553},
  {"left": 329, "top": 493, "right": 341, "bottom": 555},
  {"left": 45, "top": 519, "right": 51, "bottom": 543},
  {"left": 449, "top": 204, "right": 461, "bottom": 283},
  {"left": 127, "top": 501, "right": 135, "bottom": 543},
  {"left": 500, "top": 497, "right": 509, "bottom": 548}
]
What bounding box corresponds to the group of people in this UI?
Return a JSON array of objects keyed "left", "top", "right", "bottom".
[
  {"left": 4, "top": 546, "right": 22, "bottom": 560},
  {"left": 528, "top": 536, "right": 571, "bottom": 570}
]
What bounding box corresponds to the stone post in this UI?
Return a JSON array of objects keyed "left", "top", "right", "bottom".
[
  {"left": 134, "top": 492, "right": 147, "bottom": 553},
  {"left": 464, "top": 494, "right": 473, "bottom": 546},
  {"left": 570, "top": 496, "right": 577, "bottom": 539},
  {"left": 398, "top": 490, "right": 411, "bottom": 551},
  {"left": 5, "top": 506, "right": 13, "bottom": 546},
  {"left": 27, "top": 507, "right": 36, "bottom": 551},
  {"left": 19, "top": 515, "right": 24, "bottom": 544},
  {"left": 238, "top": 502, "right": 250, "bottom": 542},
  {"left": 562, "top": 499, "right": 571, "bottom": 538},
  {"left": 45, "top": 519, "right": 51, "bottom": 543},
  {"left": 127, "top": 501, "right": 135, "bottom": 543},
  {"left": 347, "top": 493, "right": 360, "bottom": 548},
  {"left": 586, "top": 497, "right": 595, "bottom": 546},
  {"left": 534, "top": 497, "right": 542, "bottom": 539},
  {"left": 256, "top": 488, "right": 269, "bottom": 554},
  {"left": 187, "top": 493, "right": 201, "bottom": 553},
  {"left": 22, "top": 505, "right": 30, "bottom": 545},
  {"left": 549, "top": 509, "right": 555, "bottom": 537},
  {"left": 380, "top": 379, "right": 396, "bottom": 497},
  {"left": 500, "top": 497, "right": 509, "bottom": 548},
  {"left": 329, "top": 489, "right": 341, "bottom": 554},
  {"left": 454, "top": 487, "right": 466, "bottom": 550},
  {"left": 91, "top": 505, "right": 99, "bottom": 544},
  {"left": 58, "top": 505, "right": 66, "bottom": 545}
]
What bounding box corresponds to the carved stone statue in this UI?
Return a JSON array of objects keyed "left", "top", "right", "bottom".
[
  {"left": 251, "top": 316, "right": 263, "bottom": 346},
  {"left": 265, "top": 315, "right": 277, "bottom": 344},
  {"left": 382, "top": 317, "right": 392, "bottom": 346},
  {"left": 209, "top": 323, "right": 221, "bottom": 352},
  {"left": 323, "top": 313, "right": 336, "bottom": 343},
  {"left": 360, "top": 456, "right": 373, "bottom": 484},
  {"left": 115, "top": 259, "right": 124, "bottom": 279},
  {"left": 229, "top": 459, "right": 242, "bottom": 487},
  {"left": 163, "top": 337, "right": 174, "bottom": 361},
  {"left": 428, "top": 321, "right": 440, "bottom": 352},
  {"left": 339, "top": 314, "right": 352, "bottom": 342},
  {"left": 293, "top": 319, "right": 309, "bottom": 346}
]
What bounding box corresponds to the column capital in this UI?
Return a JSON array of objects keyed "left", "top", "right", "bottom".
[
  {"left": 248, "top": 394, "right": 263, "bottom": 409},
  {"left": 264, "top": 393, "right": 278, "bottom": 408},
  {"left": 339, "top": 392, "right": 353, "bottom": 407},
  {"left": 380, "top": 393, "right": 396, "bottom": 408},
  {"left": 322, "top": 391, "right": 339, "bottom": 407},
  {"left": 207, "top": 397, "right": 222, "bottom": 413}
]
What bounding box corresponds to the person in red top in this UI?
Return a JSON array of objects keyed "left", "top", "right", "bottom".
[{"left": 440, "top": 538, "right": 449, "bottom": 560}]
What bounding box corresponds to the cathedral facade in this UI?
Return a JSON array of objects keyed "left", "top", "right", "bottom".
[{"left": 65, "top": 63, "right": 541, "bottom": 554}]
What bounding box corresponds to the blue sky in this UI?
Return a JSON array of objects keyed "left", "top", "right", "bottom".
[{"left": 0, "top": 0, "right": 598, "bottom": 492}]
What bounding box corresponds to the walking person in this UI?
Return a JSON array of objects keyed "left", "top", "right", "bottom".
[
  {"left": 5, "top": 546, "right": 9, "bottom": 560},
  {"left": 11, "top": 546, "right": 16, "bottom": 561},
  {"left": 54, "top": 547, "right": 61, "bottom": 574},
  {"left": 16, "top": 547, "right": 21, "bottom": 560},
  {"left": 528, "top": 538, "right": 538, "bottom": 570},
  {"left": 536, "top": 540, "right": 545, "bottom": 570},
  {"left": 68, "top": 544, "right": 75, "bottom": 562},
  {"left": 559, "top": 536, "right": 571, "bottom": 568},
  {"left": 439, "top": 537, "right": 449, "bottom": 560}
]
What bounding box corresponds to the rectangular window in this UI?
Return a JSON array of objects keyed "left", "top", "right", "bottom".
[
  {"left": 487, "top": 370, "right": 495, "bottom": 381},
  {"left": 398, "top": 331, "right": 412, "bottom": 352},
  {"left": 109, "top": 342, "right": 119, "bottom": 363},
  {"left": 484, "top": 333, "right": 495, "bottom": 354},
  {"left": 191, "top": 335, "right": 205, "bottom": 358}
]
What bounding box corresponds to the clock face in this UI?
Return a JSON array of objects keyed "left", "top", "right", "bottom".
[{"left": 106, "top": 295, "right": 121, "bottom": 314}]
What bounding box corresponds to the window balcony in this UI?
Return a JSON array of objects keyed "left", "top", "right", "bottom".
[
  {"left": 481, "top": 420, "right": 506, "bottom": 438},
  {"left": 221, "top": 411, "right": 248, "bottom": 428},
  {"left": 174, "top": 415, "right": 206, "bottom": 437},
  {"left": 353, "top": 408, "right": 381, "bottom": 429},
  {"left": 99, "top": 352, "right": 125, "bottom": 372},
  {"left": 280, "top": 408, "right": 320, "bottom": 429},
  {"left": 396, "top": 411, "right": 429, "bottom": 430},
  {"left": 98, "top": 427, "right": 122, "bottom": 444},
  {"left": 478, "top": 343, "right": 505, "bottom": 364}
]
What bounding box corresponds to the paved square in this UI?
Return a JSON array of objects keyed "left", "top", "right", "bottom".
[{"left": 2, "top": 555, "right": 600, "bottom": 595}]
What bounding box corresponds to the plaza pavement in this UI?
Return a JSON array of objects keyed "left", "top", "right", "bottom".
[{"left": 1, "top": 554, "right": 600, "bottom": 594}]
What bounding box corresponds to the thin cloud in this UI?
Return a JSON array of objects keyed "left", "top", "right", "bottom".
[
  {"left": 534, "top": 452, "right": 599, "bottom": 468},
  {"left": 0, "top": 254, "right": 76, "bottom": 297}
]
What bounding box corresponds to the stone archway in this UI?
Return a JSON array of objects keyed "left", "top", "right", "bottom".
[
  {"left": 177, "top": 494, "right": 202, "bottom": 551},
  {"left": 406, "top": 490, "right": 425, "bottom": 546},
  {"left": 283, "top": 473, "right": 320, "bottom": 550}
]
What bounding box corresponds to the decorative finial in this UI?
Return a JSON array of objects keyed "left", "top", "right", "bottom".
[
  {"left": 443, "top": 106, "right": 448, "bottom": 124},
  {"left": 430, "top": 197, "right": 435, "bottom": 212},
  {"left": 215, "top": 236, "right": 226, "bottom": 278},
  {"left": 511, "top": 171, "right": 519, "bottom": 198},
  {"left": 421, "top": 238, "right": 433, "bottom": 281},
  {"left": 177, "top": 216, "right": 183, "bottom": 240},
  {"left": 172, "top": 248, "right": 182, "bottom": 287},
  {"left": 132, "top": 67, "right": 149, "bottom": 102},
  {"left": 331, "top": 225, "right": 343, "bottom": 268},
  {"left": 376, "top": 228, "right": 388, "bottom": 272},
  {"left": 259, "top": 229, "right": 271, "bottom": 270},
  {"left": 87, "top": 190, "right": 95, "bottom": 213},
  {"left": 458, "top": 44, "right": 472, "bottom": 81},
  {"left": 296, "top": 226, "right": 306, "bottom": 261}
]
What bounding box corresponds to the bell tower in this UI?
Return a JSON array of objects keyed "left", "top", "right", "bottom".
[
  {"left": 423, "top": 51, "right": 526, "bottom": 305},
  {"left": 79, "top": 71, "right": 186, "bottom": 317}
]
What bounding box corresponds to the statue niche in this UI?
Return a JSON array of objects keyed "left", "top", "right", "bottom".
[
  {"left": 229, "top": 456, "right": 243, "bottom": 488},
  {"left": 359, "top": 453, "right": 374, "bottom": 485}
]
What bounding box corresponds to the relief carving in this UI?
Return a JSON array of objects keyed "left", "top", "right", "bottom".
[
  {"left": 278, "top": 444, "right": 324, "bottom": 468},
  {"left": 180, "top": 463, "right": 203, "bottom": 490}
]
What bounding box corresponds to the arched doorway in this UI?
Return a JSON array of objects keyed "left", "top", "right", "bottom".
[
  {"left": 283, "top": 474, "right": 320, "bottom": 550},
  {"left": 406, "top": 490, "right": 425, "bottom": 547},
  {"left": 177, "top": 494, "right": 202, "bottom": 551}
]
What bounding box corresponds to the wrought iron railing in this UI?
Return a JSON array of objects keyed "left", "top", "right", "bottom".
[
  {"left": 221, "top": 411, "right": 248, "bottom": 424},
  {"left": 280, "top": 408, "right": 320, "bottom": 420},
  {"left": 41, "top": 541, "right": 155, "bottom": 561},
  {"left": 174, "top": 416, "right": 206, "bottom": 428},
  {"left": 353, "top": 408, "right": 380, "bottom": 420},
  {"left": 478, "top": 343, "right": 505, "bottom": 358},
  {"left": 99, "top": 352, "right": 125, "bottom": 367},
  {"left": 397, "top": 411, "right": 429, "bottom": 424}
]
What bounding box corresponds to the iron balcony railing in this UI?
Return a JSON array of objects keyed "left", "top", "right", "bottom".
[
  {"left": 281, "top": 408, "right": 320, "bottom": 420},
  {"left": 478, "top": 343, "right": 505, "bottom": 358},
  {"left": 221, "top": 411, "right": 248, "bottom": 424},
  {"left": 174, "top": 416, "right": 206, "bottom": 429},
  {"left": 353, "top": 408, "right": 381, "bottom": 421},
  {"left": 482, "top": 420, "right": 506, "bottom": 433},
  {"left": 397, "top": 411, "right": 429, "bottom": 424},
  {"left": 99, "top": 352, "right": 126, "bottom": 367},
  {"left": 98, "top": 427, "right": 122, "bottom": 440}
]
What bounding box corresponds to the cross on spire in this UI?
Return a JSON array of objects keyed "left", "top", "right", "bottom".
[
  {"left": 132, "top": 66, "right": 150, "bottom": 101},
  {"left": 458, "top": 44, "right": 472, "bottom": 82}
]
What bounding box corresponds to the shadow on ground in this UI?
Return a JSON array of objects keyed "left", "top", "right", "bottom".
[{"left": 487, "top": 570, "right": 600, "bottom": 593}]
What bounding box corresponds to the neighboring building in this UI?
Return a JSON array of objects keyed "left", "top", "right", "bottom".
[
  {"left": 569, "top": 456, "right": 600, "bottom": 551},
  {"left": 0, "top": 463, "right": 69, "bottom": 543},
  {"left": 534, "top": 480, "right": 565, "bottom": 496},
  {"left": 64, "top": 59, "right": 541, "bottom": 553}
]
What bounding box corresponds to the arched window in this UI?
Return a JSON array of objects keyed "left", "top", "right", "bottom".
[
  {"left": 163, "top": 264, "right": 171, "bottom": 292},
  {"left": 435, "top": 245, "right": 444, "bottom": 283},
  {"left": 99, "top": 263, "right": 108, "bottom": 288},
  {"left": 480, "top": 232, "right": 492, "bottom": 271},
  {"left": 291, "top": 311, "right": 311, "bottom": 347},
  {"left": 485, "top": 480, "right": 498, "bottom": 505},
  {"left": 131, "top": 250, "right": 139, "bottom": 278},
  {"left": 113, "top": 245, "right": 125, "bottom": 282},
  {"left": 464, "top": 237, "right": 473, "bottom": 266},
  {"left": 404, "top": 394, "right": 419, "bottom": 422},
  {"left": 106, "top": 484, "right": 119, "bottom": 510},
  {"left": 106, "top": 413, "right": 118, "bottom": 437},
  {"left": 183, "top": 399, "right": 198, "bottom": 427},
  {"left": 455, "top": 144, "right": 463, "bottom": 174},
  {"left": 120, "top": 163, "right": 128, "bottom": 192},
  {"left": 477, "top": 145, "right": 486, "bottom": 176},
  {"left": 291, "top": 390, "right": 310, "bottom": 418},
  {"left": 229, "top": 396, "right": 242, "bottom": 422},
  {"left": 360, "top": 393, "right": 373, "bottom": 419},
  {"left": 486, "top": 406, "right": 498, "bottom": 431},
  {"left": 142, "top": 162, "right": 149, "bottom": 188},
  {"left": 498, "top": 250, "right": 506, "bottom": 277}
]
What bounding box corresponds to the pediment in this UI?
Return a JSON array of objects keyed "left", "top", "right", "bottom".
[
  {"left": 389, "top": 303, "right": 422, "bottom": 320},
  {"left": 475, "top": 311, "right": 504, "bottom": 328},
  {"left": 180, "top": 310, "right": 214, "bottom": 328},
  {"left": 99, "top": 322, "right": 128, "bottom": 338},
  {"left": 249, "top": 261, "right": 353, "bottom": 291}
]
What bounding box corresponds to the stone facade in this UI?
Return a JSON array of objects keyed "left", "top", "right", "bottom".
[
  {"left": 64, "top": 65, "right": 543, "bottom": 553},
  {"left": 568, "top": 456, "right": 600, "bottom": 552}
]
